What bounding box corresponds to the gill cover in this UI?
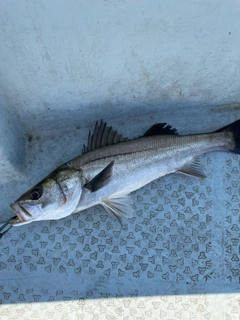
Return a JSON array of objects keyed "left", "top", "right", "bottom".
[{"left": 10, "top": 169, "right": 83, "bottom": 225}]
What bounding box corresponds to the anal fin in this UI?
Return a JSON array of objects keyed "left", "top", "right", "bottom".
[
  {"left": 102, "top": 193, "right": 133, "bottom": 224},
  {"left": 177, "top": 158, "right": 206, "bottom": 180},
  {"left": 84, "top": 161, "right": 114, "bottom": 192}
]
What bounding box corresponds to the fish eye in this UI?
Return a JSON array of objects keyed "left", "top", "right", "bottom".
[{"left": 30, "top": 188, "right": 42, "bottom": 200}]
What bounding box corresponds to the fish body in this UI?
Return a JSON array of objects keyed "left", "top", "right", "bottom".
[{"left": 9, "top": 119, "right": 240, "bottom": 226}]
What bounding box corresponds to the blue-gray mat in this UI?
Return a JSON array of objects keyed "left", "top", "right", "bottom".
[{"left": 1, "top": 151, "right": 239, "bottom": 303}]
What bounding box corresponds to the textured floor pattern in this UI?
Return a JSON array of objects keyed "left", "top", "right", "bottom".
[{"left": 0, "top": 152, "right": 239, "bottom": 303}]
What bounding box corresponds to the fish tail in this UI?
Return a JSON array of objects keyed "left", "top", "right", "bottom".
[{"left": 216, "top": 120, "right": 240, "bottom": 154}]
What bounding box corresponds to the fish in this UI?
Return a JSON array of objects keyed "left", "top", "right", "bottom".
[{"left": 6, "top": 119, "right": 240, "bottom": 227}]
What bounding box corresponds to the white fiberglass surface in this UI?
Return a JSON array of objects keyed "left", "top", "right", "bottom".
[{"left": 0, "top": 0, "right": 240, "bottom": 309}]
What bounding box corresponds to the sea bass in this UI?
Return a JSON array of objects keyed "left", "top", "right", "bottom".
[{"left": 8, "top": 119, "right": 240, "bottom": 226}]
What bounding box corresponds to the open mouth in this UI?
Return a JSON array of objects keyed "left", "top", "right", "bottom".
[
  {"left": 8, "top": 215, "right": 21, "bottom": 225},
  {"left": 10, "top": 202, "right": 32, "bottom": 223}
]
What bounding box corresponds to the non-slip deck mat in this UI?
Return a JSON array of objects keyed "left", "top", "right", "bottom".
[{"left": 1, "top": 151, "right": 239, "bottom": 303}]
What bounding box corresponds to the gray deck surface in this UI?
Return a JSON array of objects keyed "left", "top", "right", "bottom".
[
  {"left": 1, "top": 115, "right": 240, "bottom": 304},
  {"left": 1, "top": 0, "right": 240, "bottom": 305}
]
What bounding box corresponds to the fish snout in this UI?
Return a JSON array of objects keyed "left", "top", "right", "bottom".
[{"left": 10, "top": 202, "right": 32, "bottom": 223}]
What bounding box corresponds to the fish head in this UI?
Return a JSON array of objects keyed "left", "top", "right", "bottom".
[{"left": 10, "top": 169, "right": 83, "bottom": 225}]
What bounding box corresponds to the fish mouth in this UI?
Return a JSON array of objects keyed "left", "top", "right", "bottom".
[{"left": 10, "top": 202, "right": 32, "bottom": 224}]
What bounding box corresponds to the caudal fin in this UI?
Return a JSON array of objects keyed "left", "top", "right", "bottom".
[{"left": 216, "top": 120, "right": 240, "bottom": 154}]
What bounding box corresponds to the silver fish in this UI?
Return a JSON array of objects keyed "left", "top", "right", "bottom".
[{"left": 8, "top": 119, "right": 240, "bottom": 226}]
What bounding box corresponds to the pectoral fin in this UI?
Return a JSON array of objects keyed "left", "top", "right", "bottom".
[
  {"left": 102, "top": 193, "right": 133, "bottom": 224},
  {"left": 84, "top": 161, "right": 114, "bottom": 192},
  {"left": 177, "top": 158, "right": 206, "bottom": 179}
]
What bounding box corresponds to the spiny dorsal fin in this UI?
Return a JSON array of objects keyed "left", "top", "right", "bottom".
[
  {"left": 143, "top": 123, "right": 178, "bottom": 137},
  {"left": 82, "top": 120, "right": 128, "bottom": 153}
]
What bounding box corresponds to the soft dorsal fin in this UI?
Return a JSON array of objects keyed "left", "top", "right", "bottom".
[
  {"left": 143, "top": 123, "right": 178, "bottom": 137},
  {"left": 82, "top": 120, "right": 128, "bottom": 153}
]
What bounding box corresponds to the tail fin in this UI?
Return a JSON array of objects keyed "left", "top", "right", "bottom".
[{"left": 216, "top": 120, "right": 240, "bottom": 154}]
